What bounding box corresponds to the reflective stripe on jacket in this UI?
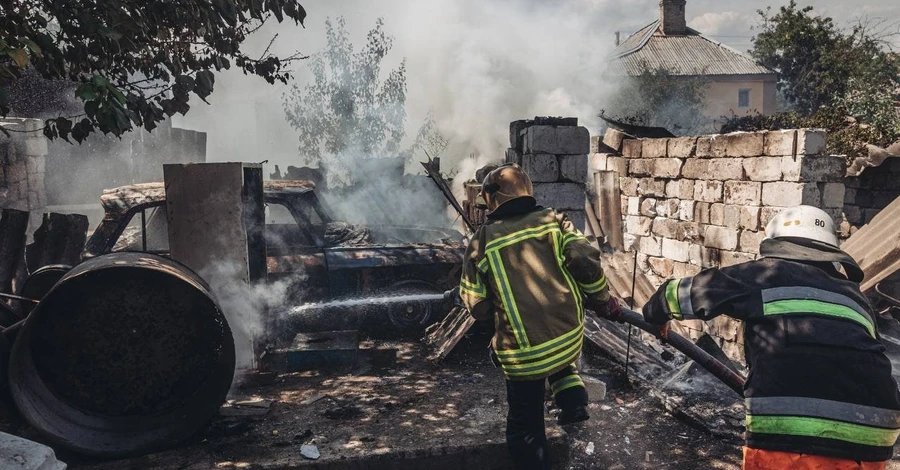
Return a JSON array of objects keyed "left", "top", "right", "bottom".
[
  {"left": 644, "top": 257, "right": 900, "bottom": 462},
  {"left": 460, "top": 202, "right": 609, "bottom": 381}
]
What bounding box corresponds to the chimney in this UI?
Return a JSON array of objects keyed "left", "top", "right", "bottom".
[{"left": 660, "top": 0, "right": 687, "bottom": 35}]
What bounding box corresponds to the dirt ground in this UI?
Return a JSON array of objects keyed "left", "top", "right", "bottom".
[{"left": 3, "top": 330, "right": 900, "bottom": 469}]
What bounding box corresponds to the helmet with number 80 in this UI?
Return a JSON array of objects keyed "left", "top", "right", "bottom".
[{"left": 764, "top": 205, "right": 839, "bottom": 249}]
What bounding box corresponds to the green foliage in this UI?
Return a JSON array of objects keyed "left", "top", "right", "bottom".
[
  {"left": 282, "top": 17, "right": 408, "bottom": 179},
  {"left": 0, "top": 0, "right": 306, "bottom": 142},
  {"left": 602, "top": 67, "right": 710, "bottom": 135}
]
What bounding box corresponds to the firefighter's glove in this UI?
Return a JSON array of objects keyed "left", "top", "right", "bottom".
[
  {"left": 653, "top": 322, "right": 671, "bottom": 342},
  {"left": 593, "top": 296, "right": 624, "bottom": 323},
  {"left": 443, "top": 287, "right": 464, "bottom": 308}
]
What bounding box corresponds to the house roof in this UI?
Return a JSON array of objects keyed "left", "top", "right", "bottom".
[{"left": 609, "top": 20, "right": 775, "bottom": 77}]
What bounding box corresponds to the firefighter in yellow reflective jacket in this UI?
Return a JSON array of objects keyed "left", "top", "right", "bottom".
[{"left": 456, "top": 163, "right": 619, "bottom": 470}]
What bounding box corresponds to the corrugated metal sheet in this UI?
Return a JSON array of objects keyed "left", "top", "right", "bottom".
[
  {"left": 609, "top": 22, "right": 775, "bottom": 77},
  {"left": 842, "top": 195, "right": 900, "bottom": 292}
]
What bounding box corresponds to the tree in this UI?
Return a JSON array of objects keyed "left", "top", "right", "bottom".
[
  {"left": 282, "top": 17, "right": 407, "bottom": 183},
  {"left": 0, "top": 0, "right": 307, "bottom": 142},
  {"left": 602, "top": 67, "right": 709, "bottom": 135}
]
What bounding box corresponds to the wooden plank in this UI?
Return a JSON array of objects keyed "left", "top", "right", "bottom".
[
  {"left": 594, "top": 171, "right": 623, "bottom": 251},
  {"left": 0, "top": 209, "right": 29, "bottom": 294},
  {"left": 584, "top": 198, "right": 604, "bottom": 243},
  {"left": 424, "top": 307, "right": 476, "bottom": 362}
]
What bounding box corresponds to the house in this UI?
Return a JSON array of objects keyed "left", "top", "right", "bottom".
[{"left": 609, "top": 0, "right": 777, "bottom": 121}]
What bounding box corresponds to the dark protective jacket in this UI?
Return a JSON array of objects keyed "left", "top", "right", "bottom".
[
  {"left": 643, "top": 240, "right": 900, "bottom": 462},
  {"left": 459, "top": 197, "right": 609, "bottom": 381}
]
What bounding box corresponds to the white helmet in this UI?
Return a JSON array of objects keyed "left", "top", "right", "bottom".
[{"left": 765, "top": 205, "right": 839, "bottom": 248}]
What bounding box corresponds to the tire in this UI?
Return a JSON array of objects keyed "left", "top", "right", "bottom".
[{"left": 384, "top": 280, "right": 441, "bottom": 331}]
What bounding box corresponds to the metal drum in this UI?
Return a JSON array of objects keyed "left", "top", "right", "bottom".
[{"left": 8, "top": 252, "right": 235, "bottom": 457}]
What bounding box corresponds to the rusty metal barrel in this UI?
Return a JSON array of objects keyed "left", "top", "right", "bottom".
[{"left": 9, "top": 252, "right": 235, "bottom": 457}]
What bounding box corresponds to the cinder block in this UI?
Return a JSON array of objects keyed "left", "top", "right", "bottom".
[
  {"left": 724, "top": 132, "right": 765, "bottom": 157},
  {"left": 506, "top": 148, "right": 522, "bottom": 165},
  {"left": 510, "top": 120, "right": 529, "bottom": 150},
  {"left": 679, "top": 200, "right": 695, "bottom": 221},
  {"left": 704, "top": 225, "right": 739, "bottom": 250},
  {"left": 559, "top": 154, "right": 589, "bottom": 183},
  {"left": 720, "top": 251, "right": 757, "bottom": 267},
  {"left": 590, "top": 153, "right": 608, "bottom": 172},
  {"left": 668, "top": 137, "right": 698, "bottom": 158},
  {"left": 642, "top": 138, "right": 668, "bottom": 158},
  {"left": 673, "top": 261, "right": 702, "bottom": 278},
  {"left": 781, "top": 155, "right": 802, "bottom": 181},
  {"left": 591, "top": 135, "right": 602, "bottom": 154},
  {"left": 606, "top": 156, "right": 628, "bottom": 175},
  {"left": 710, "top": 203, "right": 725, "bottom": 226},
  {"left": 822, "top": 183, "right": 846, "bottom": 209},
  {"left": 708, "top": 159, "right": 745, "bottom": 181},
  {"left": 625, "top": 215, "right": 652, "bottom": 236},
  {"left": 649, "top": 256, "right": 675, "bottom": 278},
  {"left": 710, "top": 135, "right": 729, "bottom": 157},
  {"left": 723, "top": 204, "right": 741, "bottom": 228},
  {"left": 521, "top": 154, "right": 559, "bottom": 182},
  {"left": 694, "top": 180, "right": 724, "bottom": 203},
  {"left": 723, "top": 181, "right": 762, "bottom": 205},
  {"left": 640, "top": 198, "right": 658, "bottom": 217},
  {"left": 620, "top": 177, "right": 638, "bottom": 197},
  {"left": 743, "top": 157, "right": 782, "bottom": 182},
  {"left": 654, "top": 158, "right": 683, "bottom": 178},
  {"left": 739, "top": 230, "right": 766, "bottom": 254},
  {"left": 764, "top": 130, "right": 796, "bottom": 156},
  {"left": 583, "top": 376, "right": 607, "bottom": 401},
  {"left": 637, "top": 178, "right": 666, "bottom": 198},
  {"left": 629, "top": 159, "right": 655, "bottom": 177},
  {"left": 797, "top": 129, "right": 827, "bottom": 155},
  {"left": 662, "top": 238, "right": 691, "bottom": 262},
  {"left": 522, "top": 125, "right": 590, "bottom": 155},
  {"left": 639, "top": 235, "right": 663, "bottom": 257},
  {"left": 761, "top": 182, "right": 820, "bottom": 207},
  {"left": 626, "top": 196, "right": 641, "bottom": 216},
  {"left": 799, "top": 156, "right": 845, "bottom": 183},
  {"left": 689, "top": 244, "right": 720, "bottom": 268},
  {"left": 622, "top": 139, "right": 643, "bottom": 158},
  {"left": 740, "top": 206, "right": 761, "bottom": 231},
  {"left": 681, "top": 159, "right": 709, "bottom": 179},
  {"left": 533, "top": 183, "right": 585, "bottom": 210},
  {"left": 693, "top": 202, "right": 711, "bottom": 224},
  {"left": 696, "top": 136, "right": 713, "bottom": 157},
  {"left": 602, "top": 128, "right": 626, "bottom": 152}
]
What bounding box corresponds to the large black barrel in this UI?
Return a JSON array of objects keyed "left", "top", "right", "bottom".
[{"left": 9, "top": 252, "right": 235, "bottom": 457}]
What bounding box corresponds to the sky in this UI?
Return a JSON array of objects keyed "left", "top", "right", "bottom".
[{"left": 173, "top": 0, "right": 900, "bottom": 176}]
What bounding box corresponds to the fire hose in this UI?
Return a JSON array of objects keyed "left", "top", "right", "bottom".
[{"left": 618, "top": 307, "right": 745, "bottom": 397}]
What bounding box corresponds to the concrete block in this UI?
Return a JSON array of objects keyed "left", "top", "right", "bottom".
[
  {"left": 759, "top": 207, "right": 783, "bottom": 228},
  {"left": 533, "top": 183, "right": 585, "bottom": 210},
  {"left": 739, "top": 230, "right": 766, "bottom": 254},
  {"left": 522, "top": 125, "right": 590, "bottom": 155},
  {"left": 583, "top": 376, "right": 607, "bottom": 401},
  {"left": 693, "top": 202, "right": 711, "bottom": 224},
  {"left": 622, "top": 139, "right": 643, "bottom": 158},
  {"left": 723, "top": 181, "right": 762, "bottom": 205},
  {"left": 689, "top": 244, "right": 720, "bottom": 268},
  {"left": 651, "top": 218, "right": 679, "bottom": 239},
  {"left": 521, "top": 154, "right": 559, "bottom": 182},
  {"left": 660, "top": 199, "right": 680, "bottom": 218},
  {"left": 565, "top": 210, "right": 587, "bottom": 232},
  {"left": 797, "top": 129, "right": 827, "bottom": 155},
  {"left": 668, "top": 137, "right": 698, "bottom": 158},
  {"left": 710, "top": 135, "right": 729, "bottom": 157},
  {"left": 677, "top": 222, "right": 703, "bottom": 242},
  {"left": 723, "top": 204, "right": 741, "bottom": 228},
  {"left": 761, "top": 182, "right": 820, "bottom": 207},
  {"left": 23, "top": 136, "right": 48, "bottom": 156},
  {"left": 739, "top": 206, "right": 761, "bottom": 231},
  {"left": 590, "top": 153, "right": 608, "bottom": 172},
  {"left": 708, "top": 159, "right": 745, "bottom": 181},
  {"left": 26, "top": 155, "right": 45, "bottom": 174},
  {"left": 590, "top": 135, "right": 602, "bottom": 154},
  {"left": 694, "top": 180, "right": 723, "bottom": 203},
  {"left": 679, "top": 200, "right": 695, "bottom": 221},
  {"left": 696, "top": 136, "right": 713, "bottom": 157},
  {"left": 710, "top": 203, "right": 725, "bottom": 226},
  {"left": 640, "top": 198, "right": 658, "bottom": 217},
  {"left": 673, "top": 261, "right": 702, "bottom": 278},
  {"left": 620, "top": 177, "right": 638, "bottom": 197},
  {"left": 844, "top": 205, "right": 863, "bottom": 226},
  {"left": 629, "top": 159, "right": 654, "bottom": 177},
  {"left": 781, "top": 155, "right": 802, "bottom": 181},
  {"left": 764, "top": 130, "right": 796, "bottom": 156},
  {"left": 649, "top": 256, "right": 675, "bottom": 278},
  {"left": 681, "top": 159, "right": 709, "bottom": 179},
  {"left": 625, "top": 215, "right": 652, "bottom": 236},
  {"left": 743, "top": 157, "right": 782, "bottom": 182},
  {"left": 510, "top": 120, "right": 529, "bottom": 150},
  {"left": 654, "top": 158, "right": 683, "bottom": 178},
  {"left": 642, "top": 138, "right": 668, "bottom": 158},
  {"left": 559, "top": 154, "right": 589, "bottom": 183},
  {"left": 0, "top": 431, "right": 66, "bottom": 470},
  {"left": 637, "top": 178, "right": 667, "bottom": 198},
  {"left": 626, "top": 196, "right": 641, "bottom": 216},
  {"left": 799, "top": 156, "right": 845, "bottom": 183},
  {"left": 506, "top": 148, "right": 522, "bottom": 165},
  {"left": 666, "top": 179, "right": 695, "bottom": 199},
  {"left": 602, "top": 128, "right": 626, "bottom": 152},
  {"left": 822, "top": 183, "right": 846, "bottom": 209},
  {"left": 720, "top": 250, "right": 757, "bottom": 267},
  {"left": 724, "top": 132, "right": 765, "bottom": 157},
  {"left": 662, "top": 237, "right": 690, "bottom": 262},
  {"left": 639, "top": 235, "right": 663, "bottom": 257},
  {"left": 606, "top": 156, "right": 627, "bottom": 175},
  {"left": 704, "top": 225, "right": 739, "bottom": 250}
]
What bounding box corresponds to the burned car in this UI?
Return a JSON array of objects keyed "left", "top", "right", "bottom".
[{"left": 82, "top": 181, "right": 465, "bottom": 332}]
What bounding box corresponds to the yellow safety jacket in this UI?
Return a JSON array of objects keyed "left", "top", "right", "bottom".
[{"left": 459, "top": 198, "right": 609, "bottom": 381}]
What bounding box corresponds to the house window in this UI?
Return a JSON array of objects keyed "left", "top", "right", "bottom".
[{"left": 738, "top": 89, "right": 751, "bottom": 108}]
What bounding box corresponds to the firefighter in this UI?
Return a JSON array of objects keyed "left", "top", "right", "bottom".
[
  {"left": 642, "top": 205, "right": 900, "bottom": 469},
  {"left": 453, "top": 163, "right": 619, "bottom": 470}
]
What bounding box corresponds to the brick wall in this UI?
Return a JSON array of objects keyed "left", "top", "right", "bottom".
[
  {"left": 0, "top": 118, "right": 49, "bottom": 215},
  {"left": 506, "top": 118, "right": 590, "bottom": 230}
]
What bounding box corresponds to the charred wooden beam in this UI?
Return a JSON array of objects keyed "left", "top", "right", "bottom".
[
  {"left": 26, "top": 213, "right": 89, "bottom": 274},
  {"left": 0, "top": 209, "right": 29, "bottom": 295}
]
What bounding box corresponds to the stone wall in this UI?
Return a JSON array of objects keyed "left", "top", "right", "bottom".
[
  {"left": 592, "top": 128, "right": 846, "bottom": 363},
  {"left": 843, "top": 159, "right": 900, "bottom": 235},
  {"left": 0, "top": 118, "right": 49, "bottom": 215},
  {"left": 506, "top": 118, "right": 590, "bottom": 230}
]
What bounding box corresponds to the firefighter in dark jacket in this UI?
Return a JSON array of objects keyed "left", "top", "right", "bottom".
[
  {"left": 455, "top": 163, "right": 619, "bottom": 470},
  {"left": 643, "top": 205, "right": 900, "bottom": 470}
]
